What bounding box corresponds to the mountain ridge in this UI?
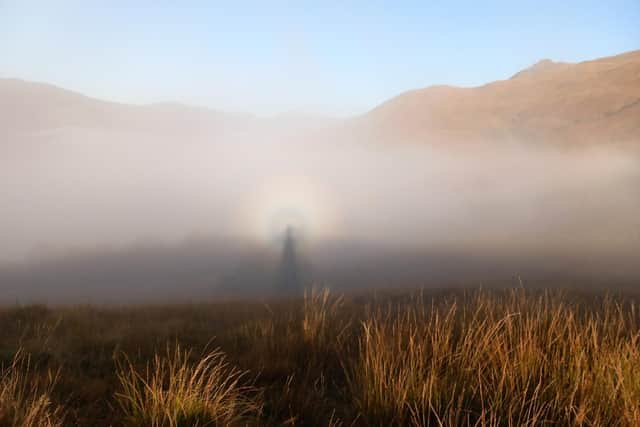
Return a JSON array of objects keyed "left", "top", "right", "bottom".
[
  {"left": 361, "top": 49, "right": 640, "bottom": 145},
  {"left": 2, "top": 49, "right": 639, "bottom": 145}
]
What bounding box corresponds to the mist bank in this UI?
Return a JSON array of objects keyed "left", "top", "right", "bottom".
[
  {"left": 1, "top": 234, "right": 639, "bottom": 305},
  {"left": 2, "top": 130, "right": 639, "bottom": 259},
  {"left": 1, "top": 122, "right": 639, "bottom": 302},
  {"left": 2, "top": 53, "right": 640, "bottom": 303}
]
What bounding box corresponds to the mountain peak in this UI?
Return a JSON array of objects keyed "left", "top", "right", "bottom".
[
  {"left": 363, "top": 50, "right": 640, "bottom": 145},
  {"left": 510, "top": 58, "right": 568, "bottom": 79}
]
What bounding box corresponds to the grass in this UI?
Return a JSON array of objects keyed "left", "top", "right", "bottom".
[
  {"left": 302, "top": 287, "right": 348, "bottom": 349},
  {"left": 115, "top": 344, "right": 260, "bottom": 426},
  {"left": 346, "top": 290, "right": 640, "bottom": 425},
  {"left": 1, "top": 287, "right": 640, "bottom": 425},
  {"left": 0, "top": 350, "right": 64, "bottom": 427}
]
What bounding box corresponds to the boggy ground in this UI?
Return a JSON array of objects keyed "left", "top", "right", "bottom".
[{"left": 2, "top": 287, "right": 640, "bottom": 426}]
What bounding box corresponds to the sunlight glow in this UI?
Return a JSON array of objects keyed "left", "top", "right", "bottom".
[{"left": 243, "top": 176, "right": 339, "bottom": 245}]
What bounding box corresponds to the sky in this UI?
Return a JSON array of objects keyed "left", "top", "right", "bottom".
[{"left": 1, "top": 0, "right": 639, "bottom": 116}]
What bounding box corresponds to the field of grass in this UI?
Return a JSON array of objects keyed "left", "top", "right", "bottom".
[{"left": 2, "top": 287, "right": 640, "bottom": 426}]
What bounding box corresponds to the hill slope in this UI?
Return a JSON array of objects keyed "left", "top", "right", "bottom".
[
  {"left": 362, "top": 50, "right": 640, "bottom": 145},
  {"left": 0, "top": 79, "right": 254, "bottom": 138},
  {"left": 2, "top": 50, "right": 639, "bottom": 146}
]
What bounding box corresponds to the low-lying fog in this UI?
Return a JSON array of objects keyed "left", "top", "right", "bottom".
[{"left": 1, "top": 125, "right": 639, "bottom": 303}]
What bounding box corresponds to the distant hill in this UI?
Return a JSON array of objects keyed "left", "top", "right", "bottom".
[
  {"left": 2, "top": 50, "right": 639, "bottom": 146},
  {"left": 0, "top": 79, "right": 255, "bottom": 138},
  {"left": 360, "top": 50, "right": 640, "bottom": 145}
]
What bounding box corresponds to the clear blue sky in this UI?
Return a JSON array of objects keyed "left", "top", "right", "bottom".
[{"left": 1, "top": 1, "right": 639, "bottom": 116}]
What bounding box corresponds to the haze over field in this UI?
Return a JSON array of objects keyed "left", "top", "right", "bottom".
[
  {"left": 1, "top": 49, "right": 639, "bottom": 302},
  {"left": 5, "top": 5, "right": 640, "bottom": 427},
  {"left": 2, "top": 0, "right": 640, "bottom": 303},
  {"left": 6, "top": 4, "right": 640, "bottom": 427}
]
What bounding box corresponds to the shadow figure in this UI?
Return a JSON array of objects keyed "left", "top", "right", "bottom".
[{"left": 276, "top": 226, "right": 302, "bottom": 296}]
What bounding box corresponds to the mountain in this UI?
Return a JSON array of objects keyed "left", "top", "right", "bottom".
[
  {"left": 0, "top": 79, "right": 255, "bottom": 138},
  {"left": 2, "top": 50, "right": 639, "bottom": 146},
  {"left": 361, "top": 50, "right": 640, "bottom": 145}
]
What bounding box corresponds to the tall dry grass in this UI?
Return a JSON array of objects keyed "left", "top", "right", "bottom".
[
  {"left": 346, "top": 289, "right": 640, "bottom": 426},
  {"left": 0, "top": 350, "right": 63, "bottom": 427},
  {"left": 4, "top": 288, "right": 640, "bottom": 425},
  {"left": 115, "top": 344, "right": 261, "bottom": 426},
  {"left": 302, "top": 287, "right": 348, "bottom": 350}
]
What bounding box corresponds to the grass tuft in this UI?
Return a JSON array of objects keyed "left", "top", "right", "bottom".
[
  {"left": 302, "top": 287, "right": 347, "bottom": 350},
  {"left": 0, "top": 350, "right": 63, "bottom": 427},
  {"left": 115, "top": 344, "right": 261, "bottom": 426}
]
